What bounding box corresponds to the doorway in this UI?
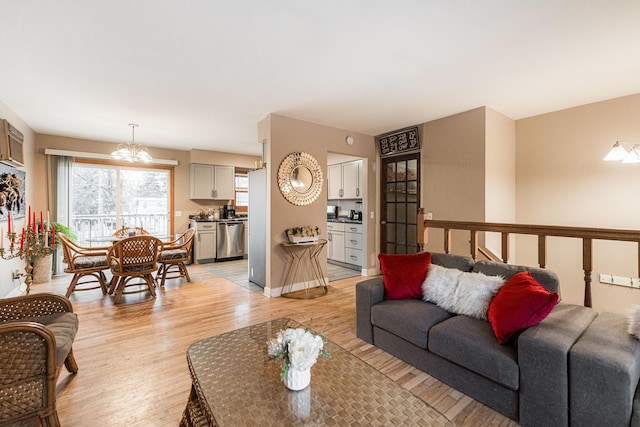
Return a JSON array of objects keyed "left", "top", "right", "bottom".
[{"left": 381, "top": 153, "right": 420, "bottom": 254}]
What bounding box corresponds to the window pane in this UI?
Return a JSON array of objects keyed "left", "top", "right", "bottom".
[
  {"left": 386, "top": 163, "right": 396, "bottom": 182},
  {"left": 386, "top": 183, "right": 395, "bottom": 202},
  {"left": 387, "top": 204, "right": 395, "bottom": 222},
  {"left": 235, "top": 175, "right": 248, "bottom": 189},
  {"left": 71, "top": 164, "right": 170, "bottom": 245},
  {"left": 396, "top": 182, "right": 406, "bottom": 202},
  {"left": 236, "top": 191, "right": 248, "bottom": 207},
  {"left": 407, "top": 159, "right": 418, "bottom": 181},
  {"left": 397, "top": 161, "right": 406, "bottom": 181},
  {"left": 407, "top": 181, "right": 417, "bottom": 202}
]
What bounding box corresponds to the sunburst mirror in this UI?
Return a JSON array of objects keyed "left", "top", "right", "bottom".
[{"left": 277, "top": 152, "right": 323, "bottom": 206}]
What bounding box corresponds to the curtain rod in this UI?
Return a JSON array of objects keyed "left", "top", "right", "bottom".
[{"left": 44, "top": 148, "right": 179, "bottom": 166}]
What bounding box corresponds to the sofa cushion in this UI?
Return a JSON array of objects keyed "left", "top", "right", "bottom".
[
  {"left": 379, "top": 252, "right": 431, "bottom": 299},
  {"left": 429, "top": 315, "right": 519, "bottom": 390},
  {"left": 430, "top": 252, "right": 475, "bottom": 272},
  {"left": 422, "top": 264, "right": 505, "bottom": 320},
  {"left": 371, "top": 299, "right": 452, "bottom": 349},
  {"left": 472, "top": 260, "right": 559, "bottom": 293},
  {"left": 488, "top": 272, "right": 558, "bottom": 344}
]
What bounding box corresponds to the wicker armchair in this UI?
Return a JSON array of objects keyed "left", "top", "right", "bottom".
[
  {"left": 108, "top": 235, "right": 162, "bottom": 304},
  {"left": 113, "top": 226, "right": 149, "bottom": 237},
  {"left": 58, "top": 233, "right": 110, "bottom": 297},
  {"left": 157, "top": 228, "right": 195, "bottom": 287},
  {"left": 0, "top": 293, "right": 79, "bottom": 426}
]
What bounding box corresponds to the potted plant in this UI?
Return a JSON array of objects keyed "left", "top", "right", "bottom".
[{"left": 32, "top": 221, "right": 77, "bottom": 284}]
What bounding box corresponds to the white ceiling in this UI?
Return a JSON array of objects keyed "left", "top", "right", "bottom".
[{"left": 1, "top": 1, "right": 640, "bottom": 156}]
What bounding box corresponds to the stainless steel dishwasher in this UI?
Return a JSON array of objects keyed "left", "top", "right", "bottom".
[{"left": 216, "top": 221, "right": 244, "bottom": 261}]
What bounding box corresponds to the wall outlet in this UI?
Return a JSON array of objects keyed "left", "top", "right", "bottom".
[
  {"left": 175, "top": 211, "right": 182, "bottom": 217},
  {"left": 427, "top": 211, "right": 433, "bottom": 220}
]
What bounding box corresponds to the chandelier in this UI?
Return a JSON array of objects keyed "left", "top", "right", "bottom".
[{"left": 111, "top": 123, "right": 152, "bottom": 162}]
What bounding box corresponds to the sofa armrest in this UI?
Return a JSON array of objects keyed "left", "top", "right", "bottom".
[
  {"left": 569, "top": 312, "right": 640, "bottom": 427},
  {"left": 518, "top": 303, "right": 596, "bottom": 427},
  {"left": 0, "top": 293, "right": 73, "bottom": 323},
  {"left": 356, "top": 277, "right": 385, "bottom": 344}
]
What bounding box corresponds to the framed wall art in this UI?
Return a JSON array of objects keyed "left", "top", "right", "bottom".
[
  {"left": 0, "top": 164, "right": 26, "bottom": 222},
  {"left": 376, "top": 126, "right": 421, "bottom": 157}
]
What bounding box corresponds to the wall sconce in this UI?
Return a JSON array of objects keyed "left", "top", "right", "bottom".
[{"left": 603, "top": 141, "right": 640, "bottom": 163}]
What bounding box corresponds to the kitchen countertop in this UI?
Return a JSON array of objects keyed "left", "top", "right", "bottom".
[
  {"left": 328, "top": 218, "right": 363, "bottom": 224},
  {"left": 189, "top": 217, "right": 247, "bottom": 222}
]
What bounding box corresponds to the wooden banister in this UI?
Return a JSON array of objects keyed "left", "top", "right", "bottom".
[{"left": 417, "top": 209, "right": 640, "bottom": 307}]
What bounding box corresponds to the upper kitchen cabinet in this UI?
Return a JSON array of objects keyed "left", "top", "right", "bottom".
[
  {"left": 328, "top": 159, "right": 362, "bottom": 199},
  {"left": 190, "top": 163, "right": 235, "bottom": 200}
]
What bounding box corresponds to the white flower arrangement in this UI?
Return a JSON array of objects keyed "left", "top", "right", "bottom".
[
  {"left": 268, "top": 323, "right": 331, "bottom": 380},
  {"left": 285, "top": 225, "right": 321, "bottom": 243}
]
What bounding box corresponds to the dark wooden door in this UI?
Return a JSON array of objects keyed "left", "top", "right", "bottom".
[{"left": 381, "top": 153, "right": 420, "bottom": 254}]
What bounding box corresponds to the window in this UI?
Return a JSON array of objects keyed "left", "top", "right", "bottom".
[
  {"left": 70, "top": 161, "right": 172, "bottom": 245},
  {"left": 235, "top": 173, "right": 248, "bottom": 213}
]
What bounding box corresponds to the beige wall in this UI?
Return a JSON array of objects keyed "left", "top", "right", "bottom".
[
  {"left": 34, "top": 135, "right": 257, "bottom": 233},
  {"left": 421, "top": 107, "right": 487, "bottom": 253},
  {"left": 0, "top": 101, "right": 36, "bottom": 296},
  {"left": 516, "top": 93, "right": 640, "bottom": 313},
  {"left": 259, "top": 114, "right": 376, "bottom": 295},
  {"left": 485, "top": 107, "right": 516, "bottom": 258}
]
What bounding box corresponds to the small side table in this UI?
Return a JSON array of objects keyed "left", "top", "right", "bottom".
[{"left": 280, "top": 239, "right": 328, "bottom": 299}]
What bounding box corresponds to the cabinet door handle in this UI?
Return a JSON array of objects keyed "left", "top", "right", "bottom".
[
  {"left": 350, "top": 240, "right": 358, "bottom": 244},
  {"left": 339, "top": 189, "right": 343, "bottom": 198},
  {"left": 350, "top": 227, "right": 357, "bottom": 231},
  {"left": 356, "top": 188, "right": 359, "bottom": 197},
  {"left": 350, "top": 255, "right": 357, "bottom": 260},
  {"left": 328, "top": 233, "right": 332, "bottom": 241}
]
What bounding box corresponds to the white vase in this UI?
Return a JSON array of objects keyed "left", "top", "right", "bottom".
[{"left": 283, "top": 367, "right": 311, "bottom": 391}]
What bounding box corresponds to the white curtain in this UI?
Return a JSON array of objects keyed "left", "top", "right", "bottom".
[{"left": 47, "top": 155, "right": 72, "bottom": 274}]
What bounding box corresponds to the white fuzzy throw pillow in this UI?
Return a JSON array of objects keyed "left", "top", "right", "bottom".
[
  {"left": 422, "top": 264, "right": 505, "bottom": 320},
  {"left": 628, "top": 305, "right": 640, "bottom": 339}
]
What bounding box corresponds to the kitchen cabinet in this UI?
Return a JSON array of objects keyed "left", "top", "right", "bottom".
[
  {"left": 344, "top": 223, "right": 363, "bottom": 266},
  {"left": 191, "top": 221, "right": 217, "bottom": 263},
  {"left": 189, "top": 164, "right": 235, "bottom": 200},
  {"left": 327, "top": 160, "right": 362, "bottom": 199},
  {"left": 327, "top": 222, "right": 363, "bottom": 267},
  {"left": 327, "top": 222, "right": 345, "bottom": 263}
]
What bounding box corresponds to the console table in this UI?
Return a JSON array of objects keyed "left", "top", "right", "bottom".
[
  {"left": 181, "top": 318, "right": 453, "bottom": 427},
  {"left": 280, "top": 239, "right": 328, "bottom": 298}
]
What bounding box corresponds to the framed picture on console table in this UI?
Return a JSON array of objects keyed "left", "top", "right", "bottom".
[
  {"left": 0, "top": 164, "right": 25, "bottom": 222},
  {"left": 376, "top": 126, "right": 421, "bottom": 157}
]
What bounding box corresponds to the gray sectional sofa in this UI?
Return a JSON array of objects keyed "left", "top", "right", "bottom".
[{"left": 356, "top": 252, "right": 640, "bottom": 427}]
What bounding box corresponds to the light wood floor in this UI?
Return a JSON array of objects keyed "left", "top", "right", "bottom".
[{"left": 31, "top": 265, "right": 518, "bottom": 427}]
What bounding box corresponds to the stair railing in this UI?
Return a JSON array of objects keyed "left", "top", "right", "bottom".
[{"left": 417, "top": 208, "right": 640, "bottom": 307}]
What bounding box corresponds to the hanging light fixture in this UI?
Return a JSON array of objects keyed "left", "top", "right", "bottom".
[
  {"left": 603, "top": 141, "right": 640, "bottom": 163},
  {"left": 111, "top": 123, "right": 152, "bottom": 162}
]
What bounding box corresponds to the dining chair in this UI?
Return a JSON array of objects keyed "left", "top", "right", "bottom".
[
  {"left": 156, "top": 228, "right": 195, "bottom": 287},
  {"left": 58, "top": 233, "right": 110, "bottom": 297},
  {"left": 112, "top": 226, "right": 149, "bottom": 237},
  {"left": 107, "top": 235, "right": 162, "bottom": 304}
]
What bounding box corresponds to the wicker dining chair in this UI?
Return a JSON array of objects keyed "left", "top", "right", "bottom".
[
  {"left": 0, "top": 293, "right": 79, "bottom": 427},
  {"left": 58, "top": 233, "right": 110, "bottom": 297},
  {"left": 108, "top": 235, "right": 162, "bottom": 304},
  {"left": 112, "top": 226, "right": 149, "bottom": 237},
  {"left": 157, "top": 228, "right": 195, "bottom": 287}
]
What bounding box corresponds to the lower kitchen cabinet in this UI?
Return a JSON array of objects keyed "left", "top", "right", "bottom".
[{"left": 327, "top": 222, "right": 362, "bottom": 267}]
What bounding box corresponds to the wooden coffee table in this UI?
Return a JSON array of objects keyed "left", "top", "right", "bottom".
[{"left": 181, "top": 318, "right": 453, "bottom": 426}]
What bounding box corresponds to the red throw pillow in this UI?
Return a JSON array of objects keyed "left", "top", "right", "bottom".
[
  {"left": 379, "top": 252, "right": 432, "bottom": 299},
  {"left": 487, "top": 271, "right": 559, "bottom": 344}
]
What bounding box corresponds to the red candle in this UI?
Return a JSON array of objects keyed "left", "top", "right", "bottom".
[
  {"left": 51, "top": 225, "right": 55, "bottom": 246},
  {"left": 27, "top": 206, "right": 30, "bottom": 227},
  {"left": 7, "top": 211, "right": 10, "bottom": 234},
  {"left": 32, "top": 213, "right": 36, "bottom": 233},
  {"left": 40, "top": 211, "right": 43, "bottom": 232},
  {"left": 20, "top": 228, "right": 24, "bottom": 250}
]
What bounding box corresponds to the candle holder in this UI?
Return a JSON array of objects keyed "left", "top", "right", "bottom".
[{"left": 0, "top": 227, "right": 54, "bottom": 294}]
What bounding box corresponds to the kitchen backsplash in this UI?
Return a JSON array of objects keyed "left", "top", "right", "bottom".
[{"left": 328, "top": 199, "right": 362, "bottom": 218}]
